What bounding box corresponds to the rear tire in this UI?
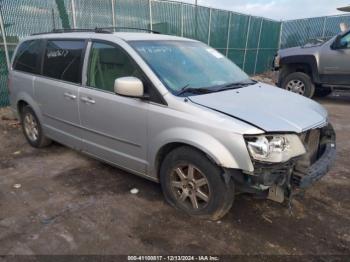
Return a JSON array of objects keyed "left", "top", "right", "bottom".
[
  {"left": 282, "top": 72, "right": 315, "bottom": 98},
  {"left": 160, "top": 146, "right": 235, "bottom": 220},
  {"left": 20, "top": 106, "right": 52, "bottom": 148}
]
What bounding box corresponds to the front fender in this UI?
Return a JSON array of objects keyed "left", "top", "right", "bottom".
[
  {"left": 148, "top": 127, "right": 254, "bottom": 177},
  {"left": 280, "top": 55, "right": 320, "bottom": 83}
]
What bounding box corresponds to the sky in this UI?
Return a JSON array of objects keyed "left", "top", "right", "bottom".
[{"left": 174, "top": 0, "right": 350, "bottom": 20}]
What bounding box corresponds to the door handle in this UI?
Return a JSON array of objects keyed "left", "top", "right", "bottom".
[
  {"left": 64, "top": 92, "right": 77, "bottom": 100},
  {"left": 81, "top": 96, "right": 96, "bottom": 104}
]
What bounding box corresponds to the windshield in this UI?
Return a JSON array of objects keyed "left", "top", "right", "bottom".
[{"left": 129, "top": 40, "right": 251, "bottom": 95}]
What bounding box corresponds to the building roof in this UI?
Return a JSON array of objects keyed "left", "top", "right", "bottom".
[{"left": 337, "top": 6, "right": 350, "bottom": 12}]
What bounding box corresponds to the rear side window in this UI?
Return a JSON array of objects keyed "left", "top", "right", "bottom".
[
  {"left": 43, "top": 40, "right": 85, "bottom": 84},
  {"left": 13, "top": 40, "right": 42, "bottom": 74}
]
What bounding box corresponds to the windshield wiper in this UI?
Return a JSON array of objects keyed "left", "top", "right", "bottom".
[
  {"left": 176, "top": 80, "right": 256, "bottom": 96},
  {"left": 213, "top": 80, "right": 256, "bottom": 93},
  {"left": 175, "top": 84, "right": 213, "bottom": 96}
]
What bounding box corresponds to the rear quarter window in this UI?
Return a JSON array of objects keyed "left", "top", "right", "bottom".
[
  {"left": 43, "top": 40, "right": 85, "bottom": 84},
  {"left": 13, "top": 40, "right": 42, "bottom": 74}
]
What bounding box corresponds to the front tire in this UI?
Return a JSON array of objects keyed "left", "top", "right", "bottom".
[
  {"left": 21, "top": 106, "right": 52, "bottom": 148},
  {"left": 282, "top": 72, "right": 315, "bottom": 98},
  {"left": 160, "top": 146, "right": 235, "bottom": 220}
]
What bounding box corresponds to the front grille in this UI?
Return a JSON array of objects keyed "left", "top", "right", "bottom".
[
  {"left": 293, "top": 127, "right": 322, "bottom": 186},
  {"left": 295, "top": 128, "right": 322, "bottom": 172},
  {"left": 306, "top": 129, "right": 321, "bottom": 163}
]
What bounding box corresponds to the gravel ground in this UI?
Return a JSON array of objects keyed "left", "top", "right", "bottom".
[{"left": 0, "top": 88, "right": 349, "bottom": 257}]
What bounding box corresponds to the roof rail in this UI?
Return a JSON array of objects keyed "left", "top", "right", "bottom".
[
  {"left": 31, "top": 27, "right": 160, "bottom": 36},
  {"left": 95, "top": 27, "right": 160, "bottom": 34},
  {"left": 53, "top": 28, "right": 113, "bottom": 34},
  {"left": 31, "top": 28, "right": 106, "bottom": 36}
]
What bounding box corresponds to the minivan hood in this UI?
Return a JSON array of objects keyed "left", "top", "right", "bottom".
[{"left": 189, "top": 83, "right": 328, "bottom": 133}]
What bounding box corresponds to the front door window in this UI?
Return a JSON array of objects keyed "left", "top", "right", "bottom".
[
  {"left": 87, "top": 42, "right": 142, "bottom": 92},
  {"left": 340, "top": 33, "right": 350, "bottom": 49}
]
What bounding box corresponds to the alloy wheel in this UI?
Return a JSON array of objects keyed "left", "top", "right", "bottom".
[
  {"left": 170, "top": 164, "right": 211, "bottom": 210},
  {"left": 24, "top": 113, "right": 39, "bottom": 142},
  {"left": 286, "top": 79, "right": 305, "bottom": 95}
]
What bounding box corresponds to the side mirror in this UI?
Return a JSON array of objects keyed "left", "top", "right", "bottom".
[{"left": 114, "top": 77, "right": 144, "bottom": 98}]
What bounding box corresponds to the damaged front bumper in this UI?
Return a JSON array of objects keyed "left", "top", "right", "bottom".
[
  {"left": 295, "top": 144, "right": 336, "bottom": 189},
  {"left": 292, "top": 124, "right": 336, "bottom": 189},
  {"left": 231, "top": 123, "right": 336, "bottom": 202}
]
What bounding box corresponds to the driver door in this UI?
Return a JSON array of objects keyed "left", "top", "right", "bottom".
[
  {"left": 319, "top": 32, "right": 350, "bottom": 85},
  {"left": 79, "top": 40, "right": 149, "bottom": 174}
]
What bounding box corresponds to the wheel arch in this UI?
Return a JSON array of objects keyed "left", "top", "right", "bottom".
[
  {"left": 154, "top": 142, "right": 219, "bottom": 181},
  {"left": 17, "top": 100, "right": 28, "bottom": 116},
  {"left": 279, "top": 55, "right": 320, "bottom": 85},
  {"left": 149, "top": 128, "right": 250, "bottom": 180},
  {"left": 15, "top": 92, "right": 43, "bottom": 122}
]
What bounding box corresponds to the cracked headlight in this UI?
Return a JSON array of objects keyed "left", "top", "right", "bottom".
[{"left": 246, "top": 134, "right": 306, "bottom": 163}]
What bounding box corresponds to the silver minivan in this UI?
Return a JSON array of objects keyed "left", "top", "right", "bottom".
[{"left": 9, "top": 29, "right": 336, "bottom": 220}]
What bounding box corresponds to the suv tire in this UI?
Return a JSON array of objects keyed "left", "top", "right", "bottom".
[
  {"left": 21, "top": 106, "right": 52, "bottom": 148},
  {"left": 282, "top": 72, "right": 315, "bottom": 98},
  {"left": 160, "top": 146, "right": 235, "bottom": 220}
]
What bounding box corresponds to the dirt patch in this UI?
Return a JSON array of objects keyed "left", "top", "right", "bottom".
[
  {"left": 252, "top": 71, "right": 276, "bottom": 86},
  {"left": 0, "top": 91, "right": 349, "bottom": 255}
]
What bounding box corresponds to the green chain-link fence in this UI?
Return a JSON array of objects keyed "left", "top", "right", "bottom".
[
  {"left": 281, "top": 14, "right": 350, "bottom": 49},
  {"left": 0, "top": 49, "right": 9, "bottom": 107},
  {"left": 0, "top": 0, "right": 281, "bottom": 107}
]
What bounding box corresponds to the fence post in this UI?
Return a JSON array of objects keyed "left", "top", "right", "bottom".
[
  {"left": 181, "top": 3, "right": 184, "bottom": 37},
  {"left": 253, "top": 18, "right": 263, "bottom": 75},
  {"left": 322, "top": 16, "right": 327, "bottom": 38},
  {"left": 55, "top": 0, "right": 71, "bottom": 29},
  {"left": 278, "top": 20, "right": 283, "bottom": 49},
  {"left": 194, "top": 2, "right": 198, "bottom": 39},
  {"left": 243, "top": 15, "right": 251, "bottom": 71},
  {"left": 0, "top": 6, "right": 10, "bottom": 70},
  {"left": 51, "top": 8, "right": 56, "bottom": 30},
  {"left": 207, "top": 8, "right": 212, "bottom": 45},
  {"left": 71, "top": 0, "right": 77, "bottom": 29},
  {"left": 225, "top": 12, "right": 231, "bottom": 57},
  {"left": 111, "top": 0, "right": 116, "bottom": 29},
  {"left": 149, "top": 0, "right": 153, "bottom": 31}
]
